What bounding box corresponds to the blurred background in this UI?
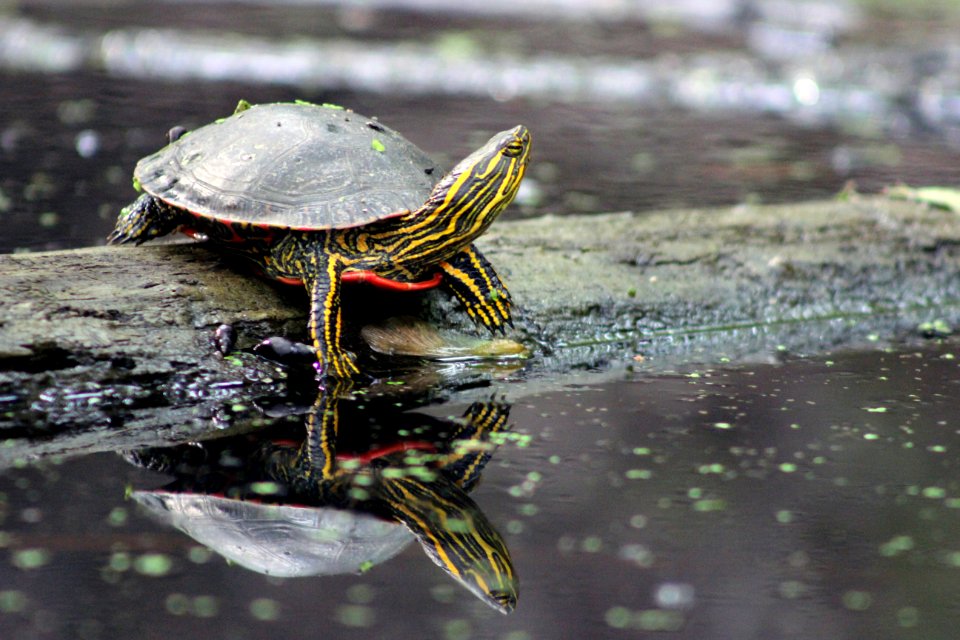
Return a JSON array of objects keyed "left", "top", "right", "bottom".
[{"left": 3, "top": 0, "right": 960, "bottom": 254}]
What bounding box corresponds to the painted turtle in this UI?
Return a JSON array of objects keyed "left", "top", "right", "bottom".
[{"left": 108, "top": 101, "right": 531, "bottom": 378}]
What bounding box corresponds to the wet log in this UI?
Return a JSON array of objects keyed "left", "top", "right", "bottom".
[{"left": 2, "top": 194, "right": 959, "bottom": 392}]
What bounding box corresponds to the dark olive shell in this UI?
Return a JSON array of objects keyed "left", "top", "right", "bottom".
[{"left": 135, "top": 103, "right": 442, "bottom": 230}]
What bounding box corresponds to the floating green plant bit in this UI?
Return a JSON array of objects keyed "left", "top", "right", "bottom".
[
  {"left": 444, "top": 618, "right": 472, "bottom": 640},
  {"left": 165, "top": 593, "right": 190, "bottom": 616},
  {"left": 897, "top": 606, "right": 919, "bottom": 628},
  {"left": 188, "top": 546, "right": 213, "bottom": 564},
  {"left": 886, "top": 184, "right": 960, "bottom": 212},
  {"left": 249, "top": 481, "right": 283, "bottom": 496},
  {"left": 879, "top": 535, "right": 914, "bottom": 557},
  {"left": 336, "top": 604, "right": 375, "bottom": 628},
  {"left": 605, "top": 606, "right": 632, "bottom": 629},
  {"left": 581, "top": 536, "right": 603, "bottom": 552},
  {"left": 134, "top": 552, "right": 173, "bottom": 577},
  {"left": 348, "top": 487, "right": 371, "bottom": 501},
  {"left": 249, "top": 597, "right": 280, "bottom": 621},
  {"left": 841, "top": 590, "right": 873, "bottom": 611},
  {"left": 193, "top": 595, "right": 219, "bottom": 618},
  {"left": 106, "top": 507, "right": 128, "bottom": 527},
  {"left": 109, "top": 552, "right": 132, "bottom": 572},
  {"left": 0, "top": 590, "right": 28, "bottom": 613},
  {"left": 778, "top": 581, "right": 806, "bottom": 599},
  {"left": 691, "top": 498, "right": 726, "bottom": 512},
  {"left": 636, "top": 609, "right": 684, "bottom": 631},
  {"left": 775, "top": 510, "right": 794, "bottom": 524},
  {"left": 519, "top": 503, "right": 538, "bottom": 517},
  {"left": 12, "top": 548, "right": 50, "bottom": 570},
  {"left": 371, "top": 138, "right": 386, "bottom": 153}
]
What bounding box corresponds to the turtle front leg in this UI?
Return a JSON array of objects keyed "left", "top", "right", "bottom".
[
  {"left": 107, "top": 194, "right": 183, "bottom": 245},
  {"left": 439, "top": 244, "right": 513, "bottom": 333},
  {"left": 267, "top": 382, "right": 347, "bottom": 485},
  {"left": 306, "top": 254, "right": 361, "bottom": 379}
]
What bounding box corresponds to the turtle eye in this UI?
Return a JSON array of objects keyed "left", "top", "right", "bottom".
[{"left": 503, "top": 141, "right": 524, "bottom": 158}]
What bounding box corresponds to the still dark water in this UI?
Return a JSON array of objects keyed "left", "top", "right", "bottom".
[
  {"left": 4, "top": 1, "right": 960, "bottom": 639},
  {"left": 4, "top": 343, "right": 960, "bottom": 639}
]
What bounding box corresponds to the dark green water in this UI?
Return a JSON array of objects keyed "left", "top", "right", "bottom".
[{"left": 3, "top": 342, "right": 960, "bottom": 639}]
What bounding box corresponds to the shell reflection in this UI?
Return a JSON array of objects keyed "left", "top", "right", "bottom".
[{"left": 125, "top": 382, "right": 518, "bottom": 613}]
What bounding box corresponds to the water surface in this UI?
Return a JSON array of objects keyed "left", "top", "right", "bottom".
[{"left": 3, "top": 342, "right": 960, "bottom": 639}]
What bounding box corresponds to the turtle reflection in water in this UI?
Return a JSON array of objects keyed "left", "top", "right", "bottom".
[{"left": 126, "top": 386, "right": 517, "bottom": 613}]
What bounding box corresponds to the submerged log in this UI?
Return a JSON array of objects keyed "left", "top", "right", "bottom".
[{"left": 1, "top": 194, "right": 959, "bottom": 439}]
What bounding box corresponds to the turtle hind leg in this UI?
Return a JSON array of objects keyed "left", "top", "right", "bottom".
[
  {"left": 107, "top": 194, "right": 183, "bottom": 245},
  {"left": 439, "top": 244, "right": 513, "bottom": 334}
]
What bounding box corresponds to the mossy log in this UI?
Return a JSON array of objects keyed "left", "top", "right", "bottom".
[{"left": 1, "top": 195, "right": 959, "bottom": 438}]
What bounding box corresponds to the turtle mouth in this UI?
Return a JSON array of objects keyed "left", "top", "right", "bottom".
[{"left": 488, "top": 589, "right": 518, "bottom": 614}]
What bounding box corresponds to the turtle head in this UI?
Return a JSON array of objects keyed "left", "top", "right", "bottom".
[{"left": 424, "top": 125, "right": 531, "bottom": 230}]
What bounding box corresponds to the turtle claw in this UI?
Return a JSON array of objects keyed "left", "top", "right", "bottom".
[
  {"left": 488, "top": 305, "right": 513, "bottom": 336},
  {"left": 213, "top": 323, "right": 237, "bottom": 355},
  {"left": 313, "top": 350, "right": 360, "bottom": 380},
  {"left": 253, "top": 336, "right": 359, "bottom": 379}
]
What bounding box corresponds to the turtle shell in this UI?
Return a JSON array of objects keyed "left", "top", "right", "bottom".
[
  {"left": 131, "top": 490, "right": 414, "bottom": 578},
  {"left": 135, "top": 102, "right": 442, "bottom": 230}
]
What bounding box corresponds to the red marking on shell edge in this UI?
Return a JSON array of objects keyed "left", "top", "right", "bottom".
[
  {"left": 184, "top": 213, "right": 275, "bottom": 244},
  {"left": 180, "top": 208, "right": 439, "bottom": 291},
  {"left": 273, "top": 271, "right": 443, "bottom": 290},
  {"left": 339, "top": 441, "right": 437, "bottom": 464},
  {"left": 342, "top": 270, "right": 443, "bottom": 291},
  {"left": 142, "top": 489, "right": 371, "bottom": 514}
]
